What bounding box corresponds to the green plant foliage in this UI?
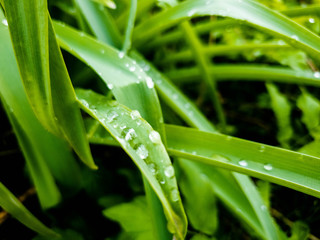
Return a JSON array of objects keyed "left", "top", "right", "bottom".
[
  {"left": 103, "top": 196, "right": 153, "bottom": 240},
  {"left": 2, "top": 0, "right": 320, "bottom": 239}
]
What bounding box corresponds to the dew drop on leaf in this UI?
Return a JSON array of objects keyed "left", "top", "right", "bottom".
[
  {"left": 124, "top": 128, "right": 137, "bottom": 141},
  {"left": 118, "top": 51, "right": 124, "bottom": 59},
  {"left": 136, "top": 144, "right": 148, "bottom": 159},
  {"left": 164, "top": 166, "right": 175, "bottom": 178},
  {"left": 149, "top": 130, "right": 161, "bottom": 144},
  {"left": 105, "top": 111, "right": 119, "bottom": 123},
  {"left": 238, "top": 160, "right": 248, "bottom": 167},
  {"left": 146, "top": 76, "right": 154, "bottom": 88},
  {"left": 263, "top": 163, "right": 273, "bottom": 171},
  {"left": 107, "top": 83, "right": 114, "bottom": 89},
  {"left": 259, "top": 145, "right": 265, "bottom": 153},
  {"left": 2, "top": 19, "right": 8, "bottom": 26},
  {"left": 314, "top": 71, "right": 320, "bottom": 78},
  {"left": 170, "top": 189, "right": 179, "bottom": 202},
  {"left": 130, "top": 110, "right": 141, "bottom": 120}
]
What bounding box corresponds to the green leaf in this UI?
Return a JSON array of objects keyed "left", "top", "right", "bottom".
[
  {"left": 266, "top": 83, "right": 293, "bottom": 148},
  {"left": 178, "top": 160, "right": 218, "bottom": 235},
  {"left": 165, "top": 65, "right": 320, "bottom": 86},
  {"left": 133, "top": 0, "right": 320, "bottom": 60},
  {"left": 165, "top": 124, "right": 320, "bottom": 199},
  {"left": 103, "top": 196, "right": 153, "bottom": 240},
  {"left": 289, "top": 221, "right": 309, "bottom": 240},
  {"left": 0, "top": 10, "right": 61, "bottom": 209},
  {"left": 299, "top": 140, "right": 320, "bottom": 157},
  {"left": 76, "top": 89, "right": 187, "bottom": 240},
  {"left": 2, "top": 0, "right": 57, "bottom": 134},
  {"left": 0, "top": 182, "right": 58, "bottom": 237},
  {"left": 2, "top": 2, "right": 96, "bottom": 169},
  {"left": 297, "top": 88, "right": 320, "bottom": 140}
]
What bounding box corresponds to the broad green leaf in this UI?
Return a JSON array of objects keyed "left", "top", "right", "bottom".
[
  {"left": 0, "top": 11, "right": 60, "bottom": 208},
  {"left": 178, "top": 160, "right": 218, "bottom": 235},
  {"left": 289, "top": 221, "right": 309, "bottom": 240},
  {"left": 133, "top": 0, "right": 320, "bottom": 60},
  {"left": 47, "top": 18, "right": 97, "bottom": 169},
  {"left": 122, "top": 0, "right": 137, "bottom": 54},
  {"left": 91, "top": 0, "right": 116, "bottom": 10},
  {"left": 2, "top": 0, "right": 57, "bottom": 134},
  {"left": 0, "top": 182, "right": 57, "bottom": 237},
  {"left": 3, "top": 2, "right": 96, "bottom": 169},
  {"left": 165, "top": 65, "right": 320, "bottom": 86},
  {"left": 76, "top": 89, "right": 187, "bottom": 240},
  {"left": 299, "top": 140, "right": 320, "bottom": 157},
  {"left": 297, "top": 89, "right": 320, "bottom": 140},
  {"left": 53, "top": 22, "right": 164, "bottom": 137},
  {"left": 190, "top": 234, "right": 215, "bottom": 240},
  {"left": 103, "top": 196, "right": 153, "bottom": 240},
  {"left": 266, "top": 83, "right": 293, "bottom": 148},
  {"left": 165, "top": 125, "right": 320, "bottom": 199}
]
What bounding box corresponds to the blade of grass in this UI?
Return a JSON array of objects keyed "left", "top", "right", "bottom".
[
  {"left": 165, "top": 124, "right": 320, "bottom": 199},
  {"left": 2, "top": 0, "right": 58, "bottom": 134},
  {"left": 165, "top": 65, "right": 320, "bottom": 86},
  {"left": 180, "top": 21, "right": 226, "bottom": 131},
  {"left": 133, "top": 0, "right": 320, "bottom": 60},
  {"left": 0, "top": 182, "right": 58, "bottom": 237},
  {"left": 53, "top": 22, "right": 278, "bottom": 239},
  {"left": 121, "top": 0, "right": 137, "bottom": 54},
  {"left": 66, "top": 4, "right": 173, "bottom": 238},
  {"left": 3, "top": 1, "right": 96, "bottom": 169},
  {"left": 76, "top": 89, "right": 187, "bottom": 239},
  {"left": 266, "top": 83, "right": 293, "bottom": 148}
]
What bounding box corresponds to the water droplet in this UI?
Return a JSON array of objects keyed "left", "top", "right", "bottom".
[
  {"left": 101, "top": 49, "right": 105, "bottom": 54},
  {"left": 148, "top": 163, "right": 157, "bottom": 174},
  {"left": 79, "top": 99, "right": 89, "bottom": 108},
  {"left": 120, "top": 125, "right": 127, "bottom": 130},
  {"left": 125, "top": 63, "right": 129, "bottom": 68},
  {"left": 149, "top": 130, "right": 161, "bottom": 144},
  {"left": 105, "top": 111, "right": 119, "bottom": 123},
  {"left": 170, "top": 189, "right": 179, "bottom": 202},
  {"left": 309, "top": 18, "right": 315, "bottom": 24},
  {"left": 261, "top": 205, "right": 267, "bottom": 211},
  {"left": 2, "top": 19, "right": 8, "bottom": 26},
  {"left": 113, "top": 123, "right": 118, "bottom": 128},
  {"left": 192, "top": 151, "right": 197, "bottom": 155},
  {"left": 211, "top": 154, "right": 230, "bottom": 162},
  {"left": 98, "top": 72, "right": 102, "bottom": 76},
  {"left": 130, "top": 110, "right": 141, "bottom": 120},
  {"left": 238, "top": 160, "right": 248, "bottom": 167},
  {"left": 80, "top": 32, "right": 85, "bottom": 37},
  {"left": 263, "top": 163, "right": 273, "bottom": 171},
  {"left": 146, "top": 76, "right": 154, "bottom": 88},
  {"left": 259, "top": 145, "right": 265, "bottom": 153},
  {"left": 291, "top": 35, "right": 299, "bottom": 41},
  {"left": 107, "top": 83, "right": 114, "bottom": 89},
  {"left": 164, "top": 166, "right": 175, "bottom": 178},
  {"left": 160, "top": 179, "right": 165, "bottom": 184},
  {"left": 129, "top": 65, "right": 136, "bottom": 72},
  {"left": 123, "top": 128, "right": 137, "bottom": 141},
  {"left": 136, "top": 119, "right": 142, "bottom": 126},
  {"left": 118, "top": 51, "right": 124, "bottom": 59},
  {"left": 314, "top": 71, "right": 320, "bottom": 78},
  {"left": 143, "top": 65, "right": 150, "bottom": 72},
  {"left": 136, "top": 144, "right": 148, "bottom": 159},
  {"left": 187, "top": 9, "right": 196, "bottom": 17}
]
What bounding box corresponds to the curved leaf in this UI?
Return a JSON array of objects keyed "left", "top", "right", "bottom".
[
  {"left": 166, "top": 125, "right": 320, "bottom": 199},
  {"left": 76, "top": 89, "right": 187, "bottom": 239},
  {"left": 0, "top": 182, "right": 58, "bottom": 237},
  {"left": 133, "top": 0, "right": 320, "bottom": 60}
]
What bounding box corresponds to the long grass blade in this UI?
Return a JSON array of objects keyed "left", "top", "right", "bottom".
[
  {"left": 166, "top": 124, "right": 320, "bottom": 199},
  {"left": 133, "top": 0, "right": 320, "bottom": 60},
  {"left": 76, "top": 89, "right": 187, "bottom": 239},
  {"left": 0, "top": 182, "right": 58, "bottom": 237}
]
